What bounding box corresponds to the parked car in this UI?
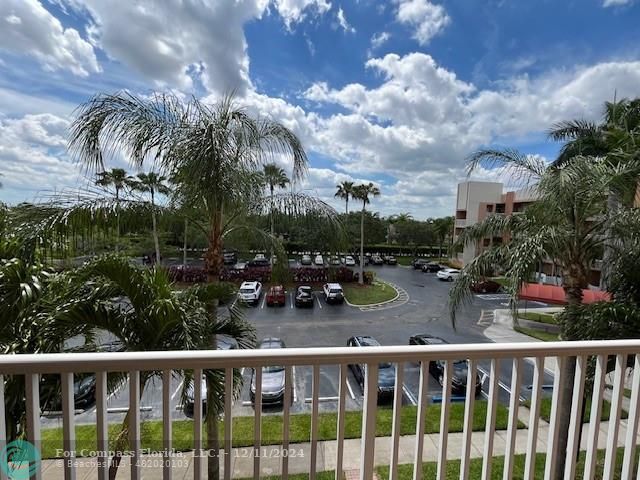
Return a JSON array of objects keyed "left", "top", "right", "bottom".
[
  {"left": 251, "top": 338, "right": 289, "bottom": 405},
  {"left": 183, "top": 335, "right": 238, "bottom": 416},
  {"left": 347, "top": 336, "right": 395, "bottom": 398},
  {"left": 223, "top": 251, "right": 237, "bottom": 265},
  {"left": 344, "top": 256, "right": 356, "bottom": 266},
  {"left": 330, "top": 256, "right": 341, "bottom": 266},
  {"left": 412, "top": 258, "right": 430, "bottom": 269},
  {"left": 323, "top": 282, "right": 344, "bottom": 304},
  {"left": 386, "top": 256, "right": 397, "bottom": 265},
  {"left": 301, "top": 254, "right": 312, "bottom": 265},
  {"left": 238, "top": 281, "right": 262, "bottom": 304},
  {"left": 314, "top": 254, "right": 324, "bottom": 266},
  {"left": 371, "top": 255, "right": 384, "bottom": 265},
  {"left": 294, "top": 285, "right": 314, "bottom": 307},
  {"left": 421, "top": 262, "right": 443, "bottom": 273},
  {"left": 248, "top": 256, "right": 270, "bottom": 267},
  {"left": 266, "top": 285, "right": 286, "bottom": 306},
  {"left": 470, "top": 280, "right": 502, "bottom": 293},
  {"left": 408, "top": 334, "right": 482, "bottom": 395},
  {"left": 437, "top": 268, "right": 460, "bottom": 281},
  {"left": 40, "top": 373, "right": 97, "bottom": 411}
]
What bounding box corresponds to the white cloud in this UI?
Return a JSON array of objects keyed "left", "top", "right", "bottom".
[
  {"left": 0, "top": 0, "right": 100, "bottom": 77},
  {"left": 273, "top": 0, "right": 332, "bottom": 29},
  {"left": 370, "top": 31, "right": 391, "bottom": 50},
  {"left": 395, "top": 0, "right": 450, "bottom": 45},
  {"left": 336, "top": 7, "right": 355, "bottom": 33},
  {"left": 602, "top": 0, "right": 633, "bottom": 6},
  {"left": 0, "top": 113, "right": 83, "bottom": 201}
]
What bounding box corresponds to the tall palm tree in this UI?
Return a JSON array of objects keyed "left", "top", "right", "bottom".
[
  {"left": 94, "top": 168, "right": 135, "bottom": 251},
  {"left": 68, "top": 91, "right": 329, "bottom": 479},
  {"left": 68, "top": 255, "right": 255, "bottom": 480},
  {"left": 548, "top": 97, "right": 640, "bottom": 287},
  {"left": 434, "top": 216, "right": 454, "bottom": 258},
  {"left": 352, "top": 183, "right": 380, "bottom": 284},
  {"left": 335, "top": 181, "right": 355, "bottom": 214},
  {"left": 130, "top": 172, "right": 171, "bottom": 263},
  {"left": 262, "top": 163, "right": 290, "bottom": 243},
  {"left": 452, "top": 151, "right": 640, "bottom": 478}
]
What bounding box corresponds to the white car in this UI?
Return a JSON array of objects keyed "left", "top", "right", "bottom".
[
  {"left": 323, "top": 282, "right": 344, "bottom": 304},
  {"left": 344, "top": 256, "right": 356, "bottom": 266},
  {"left": 238, "top": 281, "right": 262, "bottom": 304},
  {"left": 314, "top": 255, "right": 324, "bottom": 266},
  {"left": 437, "top": 268, "right": 460, "bottom": 282}
]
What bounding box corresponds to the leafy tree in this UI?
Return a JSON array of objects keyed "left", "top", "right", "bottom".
[
  {"left": 261, "top": 163, "right": 290, "bottom": 252},
  {"left": 433, "top": 216, "right": 455, "bottom": 258},
  {"left": 65, "top": 255, "right": 255, "bottom": 480},
  {"left": 335, "top": 181, "right": 355, "bottom": 214},
  {"left": 68, "top": 91, "right": 335, "bottom": 478},
  {"left": 94, "top": 168, "right": 136, "bottom": 251},
  {"left": 352, "top": 183, "right": 380, "bottom": 284},
  {"left": 450, "top": 153, "right": 640, "bottom": 478},
  {"left": 130, "top": 172, "right": 171, "bottom": 263}
]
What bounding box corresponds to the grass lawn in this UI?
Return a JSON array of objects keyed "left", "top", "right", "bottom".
[
  {"left": 376, "top": 447, "right": 638, "bottom": 480},
  {"left": 234, "top": 448, "right": 639, "bottom": 479},
  {"left": 514, "top": 326, "right": 559, "bottom": 342},
  {"left": 491, "top": 277, "right": 509, "bottom": 287},
  {"left": 342, "top": 281, "right": 397, "bottom": 305},
  {"left": 518, "top": 311, "right": 558, "bottom": 324},
  {"left": 523, "top": 397, "right": 627, "bottom": 423},
  {"left": 41, "top": 402, "right": 519, "bottom": 458}
]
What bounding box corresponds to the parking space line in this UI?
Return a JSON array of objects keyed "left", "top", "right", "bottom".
[
  {"left": 304, "top": 396, "right": 339, "bottom": 403},
  {"left": 260, "top": 295, "right": 266, "bottom": 309},
  {"left": 292, "top": 367, "right": 298, "bottom": 403},
  {"left": 346, "top": 378, "right": 356, "bottom": 400},
  {"left": 290, "top": 292, "right": 294, "bottom": 308},
  {"left": 402, "top": 385, "right": 418, "bottom": 405},
  {"left": 316, "top": 295, "right": 323, "bottom": 309},
  {"left": 171, "top": 378, "right": 184, "bottom": 402},
  {"left": 477, "top": 366, "right": 525, "bottom": 402}
]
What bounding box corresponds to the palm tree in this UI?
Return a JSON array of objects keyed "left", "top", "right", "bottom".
[
  {"left": 262, "top": 163, "right": 290, "bottom": 244},
  {"left": 68, "top": 255, "right": 255, "bottom": 480},
  {"left": 434, "top": 216, "right": 454, "bottom": 258},
  {"left": 451, "top": 151, "right": 640, "bottom": 478},
  {"left": 130, "top": 172, "right": 171, "bottom": 263},
  {"left": 335, "top": 181, "right": 355, "bottom": 214},
  {"left": 68, "top": 91, "right": 326, "bottom": 479},
  {"left": 94, "top": 168, "right": 135, "bottom": 251},
  {"left": 548, "top": 97, "right": 640, "bottom": 287},
  {"left": 352, "top": 183, "right": 380, "bottom": 284}
]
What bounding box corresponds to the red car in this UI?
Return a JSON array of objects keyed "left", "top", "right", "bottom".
[{"left": 266, "top": 285, "right": 286, "bottom": 306}]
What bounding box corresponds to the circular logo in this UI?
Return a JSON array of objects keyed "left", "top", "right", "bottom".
[{"left": 0, "top": 440, "right": 41, "bottom": 480}]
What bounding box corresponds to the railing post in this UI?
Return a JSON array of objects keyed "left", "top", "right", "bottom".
[
  {"left": 621, "top": 355, "right": 640, "bottom": 479},
  {"left": 96, "top": 371, "right": 108, "bottom": 480},
  {"left": 583, "top": 355, "right": 606, "bottom": 480},
  {"left": 543, "top": 356, "right": 567, "bottom": 480},
  {"left": 25, "top": 373, "right": 42, "bottom": 480},
  {"left": 193, "top": 369, "right": 203, "bottom": 480},
  {"left": 360, "top": 363, "right": 378, "bottom": 480},
  {"left": 603, "top": 354, "right": 625, "bottom": 480},
  {"left": 436, "top": 360, "right": 453, "bottom": 480},
  {"left": 481, "top": 359, "right": 499, "bottom": 480},
  {"left": 129, "top": 370, "right": 141, "bottom": 480},
  {"left": 564, "top": 355, "right": 586, "bottom": 480},
  {"left": 61, "top": 372, "right": 76, "bottom": 480},
  {"left": 253, "top": 366, "right": 262, "bottom": 480},
  {"left": 162, "top": 370, "right": 173, "bottom": 480},
  {"left": 310, "top": 365, "right": 320, "bottom": 480},
  {"left": 389, "top": 362, "right": 405, "bottom": 480},
  {"left": 0, "top": 375, "right": 6, "bottom": 480},
  {"left": 459, "top": 360, "right": 477, "bottom": 480},
  {"left": 524, "top": 357, "right": 543, "bottom": 480},
  {"left": 224, "top": 368, "right": 233, "bottom": 480},
  {"left": 503, "top": 358, "right": 522, "bottom": 480},
  {"left": 413, "top": 361, "right": 429, "bottom": 480}
]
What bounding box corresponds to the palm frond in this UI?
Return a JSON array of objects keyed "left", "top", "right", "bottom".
[{"left": 466, "top": 148, "right": 546, "bottom": 184}]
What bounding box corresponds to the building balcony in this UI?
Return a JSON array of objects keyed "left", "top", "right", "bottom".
[
  {"left": 455, "top": 219, "right": 467, "bottom": 228},
  {"left": 2, "top": 340, "right": 639, "bottom": 479}
]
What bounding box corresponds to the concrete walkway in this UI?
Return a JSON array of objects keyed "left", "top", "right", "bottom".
[{"left": 41, "top": 418, "right": 637, "bottom": 479}]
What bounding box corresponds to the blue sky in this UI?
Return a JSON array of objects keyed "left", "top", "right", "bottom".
[{"left": 1, "top": 0, "right": 639, "bottom": 218}]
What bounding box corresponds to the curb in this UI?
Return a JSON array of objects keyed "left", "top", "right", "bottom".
[{"left": 344, "top": 280, "right": 400, "bottom": 308}]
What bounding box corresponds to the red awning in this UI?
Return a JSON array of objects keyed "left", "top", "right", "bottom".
[{"left": 518, "top": 283, "right": 611, "bottom": 304}]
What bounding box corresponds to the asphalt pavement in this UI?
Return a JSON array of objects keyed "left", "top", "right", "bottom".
[{"left": 42, "top": 261, "right": 554, "bottom": 428}]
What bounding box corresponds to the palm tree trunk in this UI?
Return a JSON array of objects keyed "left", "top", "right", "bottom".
[
  {"left": 183, "top": 218, "right": 188, "bottom": 269},
  {"left": 600, "top": 192, "right": 619, "bottom": 290},
  {"left": 552, "top": 279, "right": 584, "bottom": 479},
  {"left": 359, "top": 206, "right": 364, "bottom": 285},
  {"left": 345, "top": 197, "right": 348, "bottom": 215},
  {"left": 270, "top": 185, "right": 275, "bottom": 260},
  {"left": 115, "top": 188, "right": 120, "bottom": 253},
  {"left": 205, "top": 206, "right": 224, "bottom": 479},
  {"left": 151, "top": 191, "right": 161, "bottom": 264}
]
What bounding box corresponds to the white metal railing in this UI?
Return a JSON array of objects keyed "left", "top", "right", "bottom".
[
  {"left": 455, "top": 219, "right": 467, "bottom": 228},
  {"left": 1, "top": 340, "right": 640, "bottom": 480}
]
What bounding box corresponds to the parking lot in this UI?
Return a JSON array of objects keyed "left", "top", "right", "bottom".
[{"left": 42, "top": 261, "right": 554, "bottom": 428}]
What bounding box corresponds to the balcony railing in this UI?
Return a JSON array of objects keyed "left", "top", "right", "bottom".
[
  {"left": 2, "top": 340, "right": 640, "bottom": 479},
  {"left": 455, "top": 219, "right": 467, "bottom": 228}
]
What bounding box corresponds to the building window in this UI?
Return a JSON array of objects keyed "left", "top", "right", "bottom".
[
  {"left": 496, "top": 203, "right": 506, "bottom": 214},
  {"left": 486, "top": 204, "right": 494, "bottom": 213}
]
